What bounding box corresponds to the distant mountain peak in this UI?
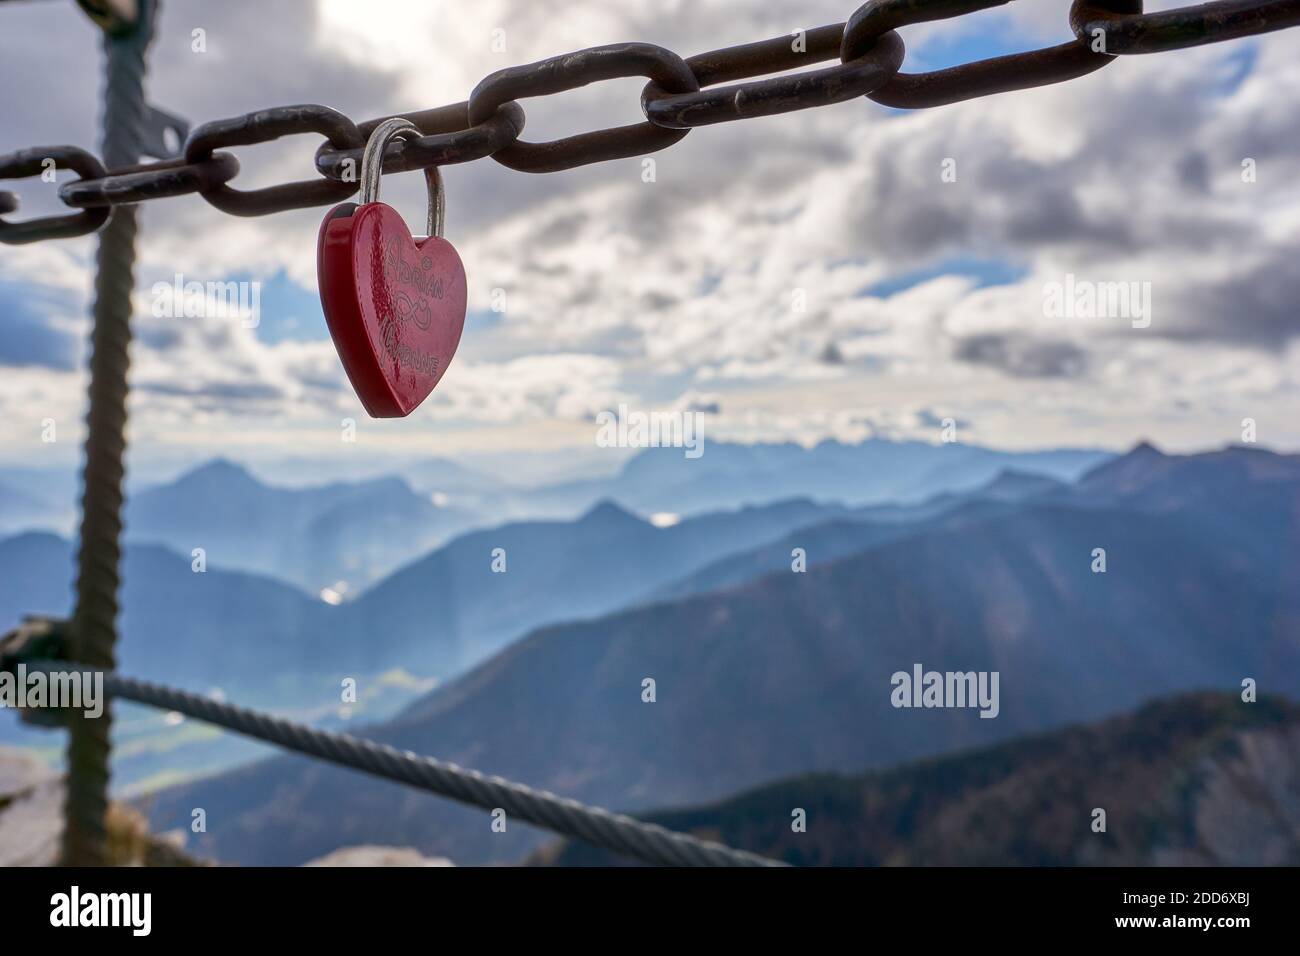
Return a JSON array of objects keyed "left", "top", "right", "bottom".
[
  {"left": 578, "top": 499, "right": 644, "bottom": 528},
  {"left": 0, "top": 529, "right": 67, "bottom": 552},
  {"left": 1077, "top": 440, "right": 1168, "bottom": 490},
  {"left": 978, "top": 469, "right": 1063, "bottom": 500},
  {"left": 349, "top": 474, "right": 416, "bottom": 497},
  {"left": 180, "top": 458, "right": 260, "bottom": 486}
]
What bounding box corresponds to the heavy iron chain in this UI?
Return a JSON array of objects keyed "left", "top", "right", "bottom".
[{"left": 2, "top": 0, "right": 1299, "bottom": 244}]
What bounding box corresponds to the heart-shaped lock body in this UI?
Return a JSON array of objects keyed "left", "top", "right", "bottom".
[{"left": 317, "top": 119, "right": 466, "bottom": 418}]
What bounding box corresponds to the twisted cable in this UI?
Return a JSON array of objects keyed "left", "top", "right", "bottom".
[
  {"left": 62, "top": 2, "right": 153, "bottom": 867},
  {"left": 36, "top": 662, "right": 784, "bottom": 867}
]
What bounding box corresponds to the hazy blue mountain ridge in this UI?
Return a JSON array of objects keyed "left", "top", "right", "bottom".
[{"left": 144, "top": 444, "right": 1300, "bottom": 865}]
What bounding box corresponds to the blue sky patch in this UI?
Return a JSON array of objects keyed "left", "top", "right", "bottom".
[
  {"left": 903, "top": 12, "right": 1042, "bottom": 72},
  {"left": 242, "top": 270, "right": 328, "bottom": 344},
  {"left": 864, "top": 256, "right": 1027, "bottom": 299},
  {"left": 0, "top": 277, "right": 81, "bottom": 370}
]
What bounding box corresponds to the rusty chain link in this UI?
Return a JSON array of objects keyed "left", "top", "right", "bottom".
[
  {"left": 844, "top": 0, "right": 1143, "bottom": 109},
  {"left": 0, "top": 146, "right": 110, "bottom": 242},
  {"left": 3, "top": 0, "right": 1299, "bottom": 243},
  {"left": 468, "top": 42, "right": 701, "bottom": 172},
  {"left": 642, "top": 24, "right": 906, "bottom": 128}
]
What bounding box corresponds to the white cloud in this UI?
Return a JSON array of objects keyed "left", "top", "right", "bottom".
[{"left": 2, "top": 1, "right": 1298, "bottom": 463}]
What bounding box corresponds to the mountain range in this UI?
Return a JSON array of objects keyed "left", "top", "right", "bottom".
[
  {"left": 124, "top": 459, "right": 484, "bottom": 594},
  {"left": 0, "top": 492, "right": 860, "bottom": 784},
  {"left": 0, "top": 494, "right": 859, "bottom": 698},
  {"left": 142, "top": 442, "right": 1300, "bottom": 865},
  {"left": 335, "top": 496, "right": 853, "bottom": 676},
  {"left": 539, "top": 692, "right": 1300, "bottom": 866},
  {"left": 498, "top": 438, "right": 1108, "bottom": 519},
  {"left": 1, "top": 438, "right": 1111, "bottom": 595}
]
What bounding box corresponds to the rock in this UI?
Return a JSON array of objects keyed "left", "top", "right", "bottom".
[
  {"left": 0, "top": 746, "right": 55, "bottom": 800},
  {"left": 304, "top": 845, "right": 454, "bottom": 867},
  {"left": 0, "top": 745, "right": 204, "bottom": 866},
  {"left": 0, "top": 747, "right": 62, "bottom": 866},
  {"left": 0, "top": 776, "right": 62, "bottom": 866}
]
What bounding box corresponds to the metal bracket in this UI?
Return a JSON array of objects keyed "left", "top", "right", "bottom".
[
  {"left": 0, "top": 616, "right": 71, "bottom": 728},
  {"left": 74, "top": 0, "right": 142, "bottom": 37},
  {"left": 140, "top": 103, "right": 190, "bottom": 161},
  {"left": 73, "top": 0, "right": 187, "bottom": 160}
]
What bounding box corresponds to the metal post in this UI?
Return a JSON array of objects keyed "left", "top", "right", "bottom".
[{"left": 61, "top": 0, "right": 153, "bottom": 867}]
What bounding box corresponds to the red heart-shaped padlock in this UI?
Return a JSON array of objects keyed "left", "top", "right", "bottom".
[{"left": 318, "top": 202, "right": 466, "bottom": 417}]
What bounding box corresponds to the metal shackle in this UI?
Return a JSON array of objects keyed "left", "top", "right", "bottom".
[{"left": 359, "top": 117, "right": 445, "bottom": 238}]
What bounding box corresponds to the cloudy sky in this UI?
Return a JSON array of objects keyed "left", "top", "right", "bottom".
[{"left": 1, "top": 0, "right": 1297, "bottom": 480}]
